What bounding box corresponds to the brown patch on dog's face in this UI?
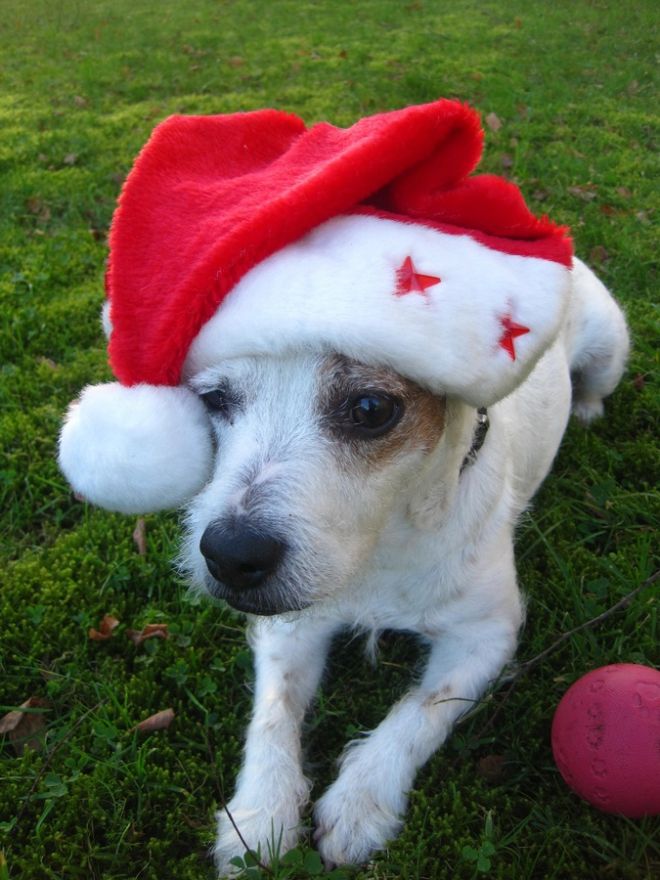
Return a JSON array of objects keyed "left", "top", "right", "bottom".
[{"left": 317, "top": 353, "right": 445, "bottom": 468}]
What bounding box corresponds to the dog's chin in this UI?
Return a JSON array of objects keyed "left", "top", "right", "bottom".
[{"left": 204, "top": 576, "right": 310, "bottom": 617}]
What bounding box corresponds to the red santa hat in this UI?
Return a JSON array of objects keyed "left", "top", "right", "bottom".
[{"left": 59, "top": 98, "right": 573, "bottom": 514}]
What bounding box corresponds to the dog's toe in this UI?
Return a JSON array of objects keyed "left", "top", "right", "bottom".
[
  {"left": 213, "top": 804, "right": 301, "bottom": 877},
  {"left": 314, "top": 784, "right": 402, "bottom": 867}
]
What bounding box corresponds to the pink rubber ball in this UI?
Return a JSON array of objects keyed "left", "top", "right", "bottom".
[{"left": 551, "top": 663, "right": 660, "bottom": 818}]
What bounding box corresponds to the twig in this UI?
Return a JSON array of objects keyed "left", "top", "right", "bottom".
[
  {"left": 476, "top": 568, "right": 659, "bottom": 737},
  {"left": 204, "top": 730, "right": 273, "bottom": 876},
  {"left": 518, "top": 568, "right": 658, "bottom": 675}
]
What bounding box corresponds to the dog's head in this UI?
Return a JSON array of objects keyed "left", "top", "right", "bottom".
[{"left": 183, "top": 351, "right": 469, "bottom": 616}]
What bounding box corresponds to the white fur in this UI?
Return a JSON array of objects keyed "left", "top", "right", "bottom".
[
  {"left": 185, "top": 214, "right": 571, "bottom": 408},
  {"left": 175, "top": 259, "right": 628, "bottom": 874},
  {"left": 58, "top": 382, "right": 214, "bottom": 514}
]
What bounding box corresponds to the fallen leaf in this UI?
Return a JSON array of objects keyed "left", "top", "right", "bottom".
[
  {"left": 134, "top": 708, "right": 175, "bottom": 733},
  {"left": 616, "top": 186, "right": 632, "bottom": 199},
  {"left": 88, "top": 614, "right": 120, "bottom": 641},
  {"left": 589, "top": 245, "right": 609, "bottom": 264},
  {"left": 63, "top": 153, "right": 78, "bottom": 166},
  {"left": 532, "top": 188, "right": 549, "bottom": 202},
  {"left": 485, "top": 112, "right": 502, "bottom": 132},
  {"left": 0, "top": 698, "right": 49, "bottom": 755},
  {"left": 133, "top": 517, "right": 147, "bottom": 556},
  {"left": 568, "top": 184, "right": 598, "bottom": 201},
  {"left": 25, "top": 197, "right": 51, "bottom": 222},
  {"left": 126, "top": 623, "right": 169, "bottom": 646},
  {"left": 73, "top": 95, "right": 87, "bottom": 107},
  {"left": 632, "top": 373, "right": 645, "bottom": 391},
  {"left": 477, "top": 753, "right": 507, "bottom": 784},
  {"left": 227, "top": 56, "right": 244, "bottom": 67},
  {"left": 501, "top": 153, "right": 514, "bottom": 170}
]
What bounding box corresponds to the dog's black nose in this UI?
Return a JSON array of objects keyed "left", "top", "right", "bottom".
[{"left": 200, "top": 521, "right": 286, "bottom": 591}]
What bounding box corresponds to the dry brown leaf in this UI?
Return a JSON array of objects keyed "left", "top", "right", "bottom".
[
  {"left": 26, "top": 197, "right": 51, "bottom": 222},
  {"left": 616, "top": 186, "right": 632, "bottom": 199},
  {"left": 0, "top": 697, "right": 49, "bottom": 755},
  {"left": 589, "top": 245, "right": 609, "bottom": 264},
  {"left": 126, "top": 623, "right": 169, "bottom": 646},
  {"left": 134, "top": 708, "right": 175, "bottom": 733},
  {"left": 485, "top": 112, "right": 502, "bottom": 132},
  {"left": 88, "top": 614, "right": 120, "bottom": 641},
  {"left": 73, "top": 95, "right": 88, "bottom": 107},
  {"left": 133, "top": 517, "right": 147, "bottom": 556},
  {"left": 63, "top": 153, "right": 78, "bottom": 166},
  {"left": 568, "top": 184, "right": 598, "bottom": 202},
  {"left": 501, "top": 153, "right": 514, "bottom": 170},
  {"left": 477, "top": 754, "right": 507, "bottom": 784}
]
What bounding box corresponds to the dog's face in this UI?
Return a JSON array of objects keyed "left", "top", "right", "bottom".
[{"left": 183, "top": 352, "right": 448, "bottom": 616}]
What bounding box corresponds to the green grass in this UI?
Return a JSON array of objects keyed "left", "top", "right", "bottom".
[{"left": 1, "top": 0, "right": 658, "bottom": 877}]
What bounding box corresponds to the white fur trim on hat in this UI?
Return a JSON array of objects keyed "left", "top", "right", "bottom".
[
  {"left": 184, "top": 214, "right": 571, "bottom": 407},
  {"left": 58, "top": 383, "right": 213, "bottom": 514}
]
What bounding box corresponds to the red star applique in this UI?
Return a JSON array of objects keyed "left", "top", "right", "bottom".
[
  {"left": 498, "top": 314, "right": 530, "bottom": 361},
  {"left": 395, "top": 256, "right": 441, "bottom": 299}
]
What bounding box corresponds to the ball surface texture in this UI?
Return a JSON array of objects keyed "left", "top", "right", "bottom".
[{"left": 551, "top": 663, "right": 660, "bottom": 817}]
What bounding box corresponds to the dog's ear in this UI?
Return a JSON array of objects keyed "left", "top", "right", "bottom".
[
  {"left": 406, "top": 399, "right": 474, "bottom": 530},
  {"left": 58, "top": 383, "right": 214, "bottom": 514}
]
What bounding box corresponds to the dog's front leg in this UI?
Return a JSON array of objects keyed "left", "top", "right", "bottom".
[
  {"left": 314, "top": 606, "right": 520, "bottom": 866},
  {"left": 214, "top": 614, "right": 337, "bottom": 876}
]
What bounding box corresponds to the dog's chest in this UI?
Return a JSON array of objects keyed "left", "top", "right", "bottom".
[{"left": 332, "top": 517, "right": 467, "bottom": 633}]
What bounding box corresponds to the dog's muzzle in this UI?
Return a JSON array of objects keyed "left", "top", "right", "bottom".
[{"left": 200, "top": 519, "right": 296, "bottom": 615}]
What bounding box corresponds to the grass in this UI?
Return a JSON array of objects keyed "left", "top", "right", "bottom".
[{"left": 0, "top": 0, "right": 658, "bottom": 877}]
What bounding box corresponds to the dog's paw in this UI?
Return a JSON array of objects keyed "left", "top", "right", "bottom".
[
  {"left": 572, "top": 396, "right": 604, "bottom": 424},
  {"left": 213, "top": 802, "right": 301, "bottom": 877},
  {"left": 313, "top": 779, "right": 404, "bottom": 867}
]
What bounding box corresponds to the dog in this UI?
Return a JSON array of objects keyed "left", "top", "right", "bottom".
[
  {"left": 56, "top": 100, "right": 629, "bottom": 875},
  {"left": 177, "top": 255, "right": 628, "bottom": 871}
]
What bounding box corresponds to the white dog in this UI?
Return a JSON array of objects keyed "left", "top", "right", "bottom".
[
  {"left": 57, "top": 101, "right": 629, "bottom": 875},
  {"left": 178, "top": 255, "right": 628, "bottom": 872}
]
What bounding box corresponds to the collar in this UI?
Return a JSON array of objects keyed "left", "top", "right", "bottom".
[{"left": 460, "top": 407, "right": 489, "bottom": 473}]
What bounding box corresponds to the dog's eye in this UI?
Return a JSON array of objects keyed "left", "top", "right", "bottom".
[
  {"left": 200, "top": 387, "right": 238, "bottom": 418},
  {"left": 349, "top": 393, "right": 402, "bottom": 437}
]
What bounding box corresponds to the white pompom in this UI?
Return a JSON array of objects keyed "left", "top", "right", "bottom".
[{"left": 58, "top": 382, "right": 213, "bottom": 514}]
